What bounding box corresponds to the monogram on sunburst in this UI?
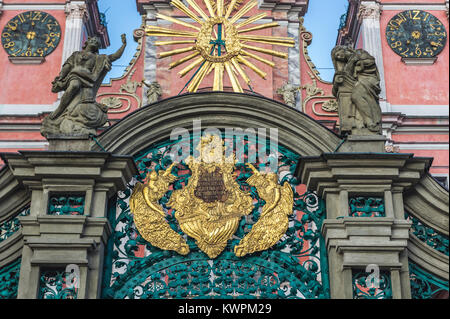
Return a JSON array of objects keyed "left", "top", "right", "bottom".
[{"left": 146, "top": 0, "right": 294, "bottom": 93}]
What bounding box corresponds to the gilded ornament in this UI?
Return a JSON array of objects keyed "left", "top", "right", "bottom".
[
  {"left": 168, "top": 135, "right": 253, "bottom": 258},
  {"left": 234, "top": 163, "right": 294, "bottom": 257},
  {"left": 130, "top": 135, "right": 295, "bottom": 259},
  {"left": 145, "top": 0, "right": 294, "bottom": 93},
  {"left": 130, "top": 163, "right": 190, "bottom": 255}
]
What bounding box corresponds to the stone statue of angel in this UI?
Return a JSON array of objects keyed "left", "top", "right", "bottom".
[
  {"left": 331, "top": 46, "right": 382, "bottom": 135},
  {"left": 41, "top": 34, "right": 127, "bottom": 137}
]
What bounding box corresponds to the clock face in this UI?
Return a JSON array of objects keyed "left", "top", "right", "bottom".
[
  {"left": 386, "top": 10, "right": 447, "bottom": 58},
  {"left": 1, "top": 11, "right": 61, "bottom": 58}
]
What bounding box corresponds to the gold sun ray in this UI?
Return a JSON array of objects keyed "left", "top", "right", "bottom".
[
  {"left": 185, "top": 0, "right": 209, "bottom": 21},
  {"left": 237, "top": 55, "right": 267, "bottom": 79},
  {"left": 171, "top": 0, "right": 203, "bottom": 24},
  {"left": 235, "top": 13, "right": 267, "bottom": 29},
  {"left": 239, "top": 35, "right": 295, "bottom": 46},
  {"left": 179, "top": 56, "right": 204, "bottom": 77},
  {"left": 155, "top": 40, "right": 196, "bottom": 46},
  {"left": 241, "top": 43, "right": 288, "bottom": 59},
  {"left": 229, "top": 0, "right": 258, "bottom": 24},
  {"left": 145, "top": 0, "right": 294, "bottom": 93},
  {"left": 145, "top": 25, "right": 198, "bottom": 38},
  {"left": 156, "top": 13, "right": 201, "bottom": 31},
  {"left": 188, "top": 61, "right": 212, "bottom": 92},
  {"left": 241, "top": 49, "right": 275, "bottom": 67},
  {"left": 237, "top": 22, "right": 280, "bottom": 34},
  {"left": 225, "top": 0, "right": 239, "bottom": 19},
  {"left": 204, "top": 0, "right": 216, "bottom": 17},
  {"left": 159, "top": 45, "right": 196, "bottom": 58},
  {"left": 216, "top": 0, "right": 224, "bottom": 17},
  {"left": 225, "top": 61, "right": 243, "bottom": 93},
  {"left": 231, "top": 57, "right": 251, "bottom": 84},
  {"left": 169, "top": 51, "right": 200, "bottom": 69},
  {"left": 213, "top": 63, "right": 224, "bottom": 91}
]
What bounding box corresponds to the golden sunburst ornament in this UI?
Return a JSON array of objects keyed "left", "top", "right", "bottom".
[{"left": 145, "top": 0, "right": 294, "bottom": 93}]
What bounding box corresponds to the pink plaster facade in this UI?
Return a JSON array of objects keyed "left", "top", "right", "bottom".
[
  {"left": 331, "top": 0, "right": 449, "bottom": 186},
  {"left": 0, "top": 9, "right": 66, "bottom": 105},
  {"left": 0, "top": 0, "right": 109, "bottom": 164},
  {"left": 380, "top": 10, "right": 449, "bottom": 105},
  {"left": 0, "top": 0, "right": 448, "bottom": 188}
]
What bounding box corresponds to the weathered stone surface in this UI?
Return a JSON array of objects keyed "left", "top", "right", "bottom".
[
  {"left": 40, "top": 35, "right": 127, "bottom": 138},
  {"left": 1, "top": 148, "right": 138, "bottom": 299},
  {"left": 331, "top": 46, "right": 382, "bottom": 136},
  {"left": 93, "top": 92, "right": 342, "bottom": 157},
  {"left": 337, "top": 134, "right": 387, "bottom": 153},
  {"left": 298, "top": 152, "right": 435, "bottom": 299},
  {"left": 47, "top": 135, "right": 93, "bottom": 151}
]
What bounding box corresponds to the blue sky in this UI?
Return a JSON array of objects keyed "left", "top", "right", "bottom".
[{"left": 98, "top": 0, "right": 348, "bottom": 82}]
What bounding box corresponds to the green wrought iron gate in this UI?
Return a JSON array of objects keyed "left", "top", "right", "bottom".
[{"left": 100, "top": 135, "right": 330, "bottom": 299}]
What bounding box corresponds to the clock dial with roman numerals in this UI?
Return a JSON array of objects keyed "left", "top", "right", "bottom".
[
  {"left": 386, "top": 10, "right": 447, "bottom": 58},
  {"left": 1, "top": 11, "right": 61, "bottom": 58}
]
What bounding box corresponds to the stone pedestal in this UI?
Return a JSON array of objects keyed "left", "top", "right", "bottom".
[
  {"left": 297, "top": 152, "right": 432, "bottom": 299},
  {"left": 47, "top": 134, "right": 93, "bottom": 151},
  {"left": 337, "top": 135, "right": 387, "bottom": 153},
  {"left": 2, "top": 141, "right": 137, "bottom": 299}
]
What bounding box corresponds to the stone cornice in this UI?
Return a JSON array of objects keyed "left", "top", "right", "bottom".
[
  {"left": 1, "top": 151, "right": 137, "bottom": 197},
  {"left": 296, "top": 153, "right": 432, "bottom": 197},
  {"left": 0, "top": 166, "right": 30, "bottom": 224}
]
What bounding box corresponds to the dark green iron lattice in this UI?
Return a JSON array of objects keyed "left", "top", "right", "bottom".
[
  {"left": 405, "top": 211, "right": 449, "bottom": 256},
  {"left": 352, "top": 269, "right": 392, "bottom": 299},
  {"left": 38, "top": 268, "right": 78, "bottom": 299},
  {"left": 409, "top": 262, "right": 449, "bottom": 299},
  {"left": 47, "top": 195, "right": 85, "bottom": 216},
  {"left": 0, "top": 258, "right": 21, "bottom": 299},
  {"left": 101, "top": 134, "right": 330, "bottom": 299},
  {"left": 349, "top": 197, "right": 385, "bottom": 217},
  {"left": 0, "top": 206, "right": 30, "bottom": 244}
]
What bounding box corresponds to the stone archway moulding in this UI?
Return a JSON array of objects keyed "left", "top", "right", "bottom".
[{"left": 93, "top": 92, "right": 342, "bottom": 156}]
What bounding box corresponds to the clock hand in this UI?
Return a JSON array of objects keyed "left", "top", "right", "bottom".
[{"left": 25, "top": 21, "right": 36, "bottom": 50}]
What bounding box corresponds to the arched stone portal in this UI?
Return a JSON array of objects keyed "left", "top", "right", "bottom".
[
  {"left": 93, "top": 92, "right": 342, "bottom": 156},
  {"left": 0, "top": 92, "right": 447, "bottom": 299},
  {"left": 94, "top": 92, "right": 341, "bottom": 299}
]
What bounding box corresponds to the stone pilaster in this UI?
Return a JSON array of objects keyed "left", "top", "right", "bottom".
[
  {"left": 287, "top": 14, "right": 301, "bottom": 110},
  {"left": 446, "top": 0, "right": 449, "bottom": 20},
  {"left": 297, "top": 152, "right": 432, "bottom": 299},
  {"left": 358, "top": 1, "right": 387, "bottom": 103},
  {"left": 2, "top": 138, "right": 137, "bottom": 299},
  {"left": 141, "top": 2, "right": 171, "bottom": 105},
  {"left": 61, "top": 1, "right": 88, "bottom": 66}
]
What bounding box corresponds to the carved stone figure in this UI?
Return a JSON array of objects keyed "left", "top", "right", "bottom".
[
  {"left": 276, "top": 82, "right": 299, "bottom": 107},
  {"left": 142, "top": 80, "right": 162, "bottom": 104},
  {"left": 331, "top": 46, "right": 382, "bottom": 135},
  {"left": 40, "top": 34, "right": 127, "bottom": 137}
]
